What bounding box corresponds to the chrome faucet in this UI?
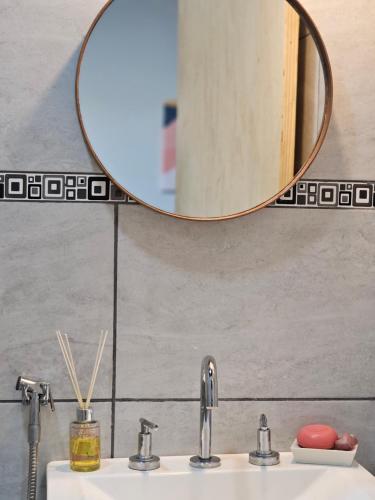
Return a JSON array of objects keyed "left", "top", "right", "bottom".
[
  {"left": 128, "top": 418, "right": 160, "bottom": 471},
  {"left": 249, "top": 414, "right": 280, "bottom": 466},
  {"left": 190, "top": 355, "right": 221, "bottom": 469}
]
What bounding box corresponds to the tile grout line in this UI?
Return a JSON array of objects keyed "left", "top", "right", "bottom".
[
  {"left": 0, "top": 399, "right": 113, "bottom": 404},
  {"left": 110, "top": 204, "right": 119, "bottom": 458},
  {"left": 1, "top": 397, "right": 375, "bottom": 404},
  {"left": 114, "top": 397, "right": 375, "bottom": 403},
  {"left": 221, "top": 397, "right": 375, "bottom": 402}
]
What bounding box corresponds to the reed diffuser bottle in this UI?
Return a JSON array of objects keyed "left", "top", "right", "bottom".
[
  {"left": 70, "top": 407, "right": 100, "bottom": 472},
  {"left": 56, "top": 330, "right": 108, "bottom": 473}
]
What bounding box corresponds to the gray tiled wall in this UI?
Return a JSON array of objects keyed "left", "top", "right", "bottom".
[{"left": 0, "top": 1, "right": 374, "bottom": 499}]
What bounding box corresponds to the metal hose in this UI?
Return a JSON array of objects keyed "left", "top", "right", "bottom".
[{"left": 27, "top": 443, "right": 38, "bottom": 500}]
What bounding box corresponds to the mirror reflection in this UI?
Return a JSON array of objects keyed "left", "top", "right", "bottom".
[{"left": 77, "top": 0, "right": 329, "bottom": 218}]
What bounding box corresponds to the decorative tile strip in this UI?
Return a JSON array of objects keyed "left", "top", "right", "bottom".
[
  {"left": 271, "top": 180, "right": 375, "bottom": 209},
  {"left": 0, "top": 172, "right": 374, "bottom": 209},
  {"left": 0, "top": 172, "right": 136, "bottom": 204}
]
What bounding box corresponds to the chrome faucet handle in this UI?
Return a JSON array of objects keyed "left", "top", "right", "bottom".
[
  {"left": 128, "top": 418, "right": 160, "bottom": 471},
  {"left": 249, "top": 414, "right": 280, "bottom": 466},
  {"left": 140, "top": 418, "right": 158, "bottom": 433}
]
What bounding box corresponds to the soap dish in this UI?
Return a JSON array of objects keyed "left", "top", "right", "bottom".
[{"left": 290, "top": 439, "right": 358, "bottom": 467}]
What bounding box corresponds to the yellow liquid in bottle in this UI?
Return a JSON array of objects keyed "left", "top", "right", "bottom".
[{"left": 70, "top": 435, "right": 100, "bottom": 472}]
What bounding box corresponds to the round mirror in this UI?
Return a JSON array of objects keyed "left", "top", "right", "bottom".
[{"left": 76, "top": 0, "right": 332, "bottom": 220}]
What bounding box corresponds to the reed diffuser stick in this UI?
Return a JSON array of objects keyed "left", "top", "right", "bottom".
[
  {"left": 64, "top": 333, "right": 84, "bottom": 405},
  {"left": 56, "top": 331, "right": 79, "bottom": 399},
  {"left": 85, "top": 330, "right": 104, "bottom": 408},
  {"left": 56, "top": 332, "right": 81, "bottom": 401},
  {"left": 56, "top": 329, "right": 108, "bottom": 410},
  {"left": 85, "top": 330, "right": 108, "bottom": 409},
  {"left": 56, "top": 331, "right": 84, "bottom": 408}
]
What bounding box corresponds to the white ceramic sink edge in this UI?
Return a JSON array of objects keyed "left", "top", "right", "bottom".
[{"left": 47, "top": 452, "right": 375, "bottom": 500}]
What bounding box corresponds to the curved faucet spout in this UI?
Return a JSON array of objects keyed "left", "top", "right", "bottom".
[{"left": 201, "top": 355, "right": 218, "bottom": 410}]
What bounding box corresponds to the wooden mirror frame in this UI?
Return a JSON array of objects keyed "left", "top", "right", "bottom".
[{"left": 76, "top": 0, "right": 333, "bottom": 221}]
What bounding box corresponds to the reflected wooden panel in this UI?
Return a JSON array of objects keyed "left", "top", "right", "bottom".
[
  {"left": 279, "top": 4, "right": 300, "bottom": 189},
  {"left": 295, "top": 27, "right": 325, "bottom": 167},
  {"left": 176, "top": 0, "right": 300, "bottom": 217}
]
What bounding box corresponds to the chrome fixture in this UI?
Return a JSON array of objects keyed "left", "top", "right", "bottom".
[
  {"left": 249, "top": 414, "right": 280, "bottom": 466},
  {"left": 128, "top": 418, "right": 160, "bottom": 471},
  {"left": 190, "top": 355, "right": 221, "bottom": 469},
  {"left": 16, "top": 376, "right": 55, "bottom": 500}
]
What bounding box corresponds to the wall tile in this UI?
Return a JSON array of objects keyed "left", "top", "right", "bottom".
[
  {"left": 0, "top": 402, "right": 111, "bottom": 500},
  {"left": 0, "top": 203, "right": 114, "bottom": 399},
  {"left": 0, "top": 0, "right": 105, "bottom": 173},
  {"left": 117, "top": 206, "right": 375, "bottom": 399},
  {"left": 114, "top": 400, "right": 375, "bottom": 474}
]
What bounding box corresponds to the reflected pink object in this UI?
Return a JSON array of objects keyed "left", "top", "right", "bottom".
[{"left": 297, "top": 424, "right": 338, "bottom": 449}]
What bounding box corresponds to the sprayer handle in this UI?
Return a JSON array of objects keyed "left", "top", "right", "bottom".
[{"left": 140, "top": 418, "right": 158, "bottom": 434}]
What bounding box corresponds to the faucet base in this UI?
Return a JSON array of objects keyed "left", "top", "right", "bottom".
[
  {"left": 128, "top": 454, "right": 160, "bottom": 471},
  {"left": 249, "top": 450, "right": 280, "bottom": 466},
  {"left": 189, "top": 455, "right": 221, "bottom": 469}
]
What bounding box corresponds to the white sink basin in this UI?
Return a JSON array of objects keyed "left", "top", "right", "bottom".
[{"left": 47, "top": 453, "right": 375, "bottom": 500}]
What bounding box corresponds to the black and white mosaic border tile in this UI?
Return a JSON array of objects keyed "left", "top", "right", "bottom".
[
  {"left": 1, "top": 172, "right": 375, "bottom": 210},
  {"left": 272, "top": 180, "right": 375, "bottom": 209},
  {"left": 0, "top": 172, "right": 136, "bottom": 204}
]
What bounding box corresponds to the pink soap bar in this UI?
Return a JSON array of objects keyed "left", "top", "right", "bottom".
[{"left": 297, "top": 424, "right": 338, "bottom": 449}]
